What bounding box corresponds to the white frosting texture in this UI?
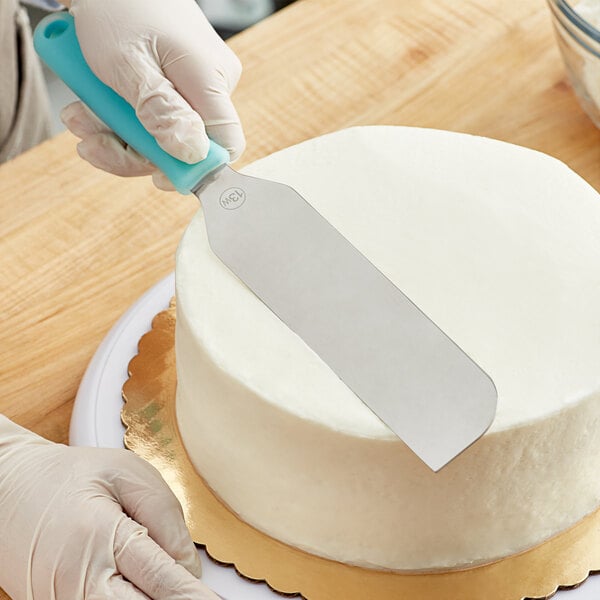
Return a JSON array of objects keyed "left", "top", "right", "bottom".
[{"left": 175, "top": 127, "right": 600, "bottom": 570}]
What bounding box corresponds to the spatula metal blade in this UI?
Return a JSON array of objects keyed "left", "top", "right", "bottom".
[{"left": 195, "top": 167, "right": 498, "bottom": 471}]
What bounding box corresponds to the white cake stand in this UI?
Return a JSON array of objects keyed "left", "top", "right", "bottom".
[{"left": 71, "top": 274, "right": 599, "bottom": 600}]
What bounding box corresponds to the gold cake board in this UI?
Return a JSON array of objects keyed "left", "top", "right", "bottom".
[{"left": 121, "top": 304, "right": 600, "bottom": 600}]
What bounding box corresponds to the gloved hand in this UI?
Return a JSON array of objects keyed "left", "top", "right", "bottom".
[
  {"left": 60, "top": 0, "right": 245, "bottom": 191},
  {"left": 0, "top": 415, "right": 218, "bottom": 599}
]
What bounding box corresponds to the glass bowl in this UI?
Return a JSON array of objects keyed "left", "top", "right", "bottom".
[{"left": 547, "top": 0, "right": 600, "bottom": 127}]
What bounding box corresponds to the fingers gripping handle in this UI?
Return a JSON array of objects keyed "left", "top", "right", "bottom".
[{"left": 33, "top": 13, "right": 229, "bottom": 195}]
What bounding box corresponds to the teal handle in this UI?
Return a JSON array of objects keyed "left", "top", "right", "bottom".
[{"left": 33, "top": 13, "right": 229, "bottom": 194}]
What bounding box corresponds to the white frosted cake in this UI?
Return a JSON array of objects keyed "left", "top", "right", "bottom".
[{"left": 175, "top": 127, "right": 600, "bottom": 571}]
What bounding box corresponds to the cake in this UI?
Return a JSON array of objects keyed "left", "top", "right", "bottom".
[{"left": 174, "top": 126, "right": 600, "bottom": 571}]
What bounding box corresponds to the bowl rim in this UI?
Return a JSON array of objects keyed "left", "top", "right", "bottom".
[{"left": 552, "top": 0, "right": 600, "bottom": 43}]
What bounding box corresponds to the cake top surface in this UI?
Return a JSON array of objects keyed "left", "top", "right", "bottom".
[{"left": 176, "top": 126, "right": 600, "bottom": 438}]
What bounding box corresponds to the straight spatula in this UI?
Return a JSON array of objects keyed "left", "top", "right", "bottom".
[{"left": 34, "top": 13, "right": 497, "bottom": 471}]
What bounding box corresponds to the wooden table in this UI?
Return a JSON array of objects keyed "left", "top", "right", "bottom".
[{"left": 0, "top": 0, "right": 598, "bottom": 597}]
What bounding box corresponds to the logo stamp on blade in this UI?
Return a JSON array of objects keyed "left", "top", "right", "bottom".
[{"left": 219, "top": 187, "right": 246, "bottom": 210}]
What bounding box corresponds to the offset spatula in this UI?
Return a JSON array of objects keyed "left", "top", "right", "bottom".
[{"left": 34, "top": 13, "right": 497, "bottom": 471}]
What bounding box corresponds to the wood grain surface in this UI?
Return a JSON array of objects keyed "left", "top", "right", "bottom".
[{"left": 0, "top": 0, "right": 598, "bottom": 597}]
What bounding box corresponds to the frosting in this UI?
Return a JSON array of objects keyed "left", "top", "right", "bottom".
[
  {"left": 176, "top": 127, "right": 600, "bottom": 569},
  {"left": 179, "top": 127, "right": 600, "bottom": 436}
]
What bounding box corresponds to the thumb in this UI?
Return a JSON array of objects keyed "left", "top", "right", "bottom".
[
  {"left": 110, "top": 451, "right": 202, "bottom": 577},
  {"left": 114, "top": 515, "right": 220, "bottom": 600}
]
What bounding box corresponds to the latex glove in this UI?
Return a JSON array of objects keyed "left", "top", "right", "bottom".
[
  {"left": 60, "top": 0, "right": 245, "bottom": 191},
  {"left": 0, "top": 415, "right": 218, "bottom": 600}
]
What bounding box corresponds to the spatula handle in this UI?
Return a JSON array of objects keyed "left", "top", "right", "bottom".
[{"left": 33, "top": 12, "right": 229, "bottom": 194}]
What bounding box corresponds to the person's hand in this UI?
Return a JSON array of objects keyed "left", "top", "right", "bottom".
[
  {"left": 60, "top": 0, "right": 245, "bottom": 191},
  {"left": 0, "top": 415, "right": 218, "bottom": 599}
]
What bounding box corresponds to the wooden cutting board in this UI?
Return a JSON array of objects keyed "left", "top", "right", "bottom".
[{"left": 0, "top": 0, "right": 598, "bottom": 597}]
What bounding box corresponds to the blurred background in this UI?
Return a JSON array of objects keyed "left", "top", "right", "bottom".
[{"left": 25, "top": 0, "right": 296, "bottom": 135}]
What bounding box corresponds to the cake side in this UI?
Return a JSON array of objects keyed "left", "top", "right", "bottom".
[
  {"left": 176, "top": 322, "right": 600, "bottom": 569},
  {"left": 175, "top": 126, "right": 600, "bottom": 570}
]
